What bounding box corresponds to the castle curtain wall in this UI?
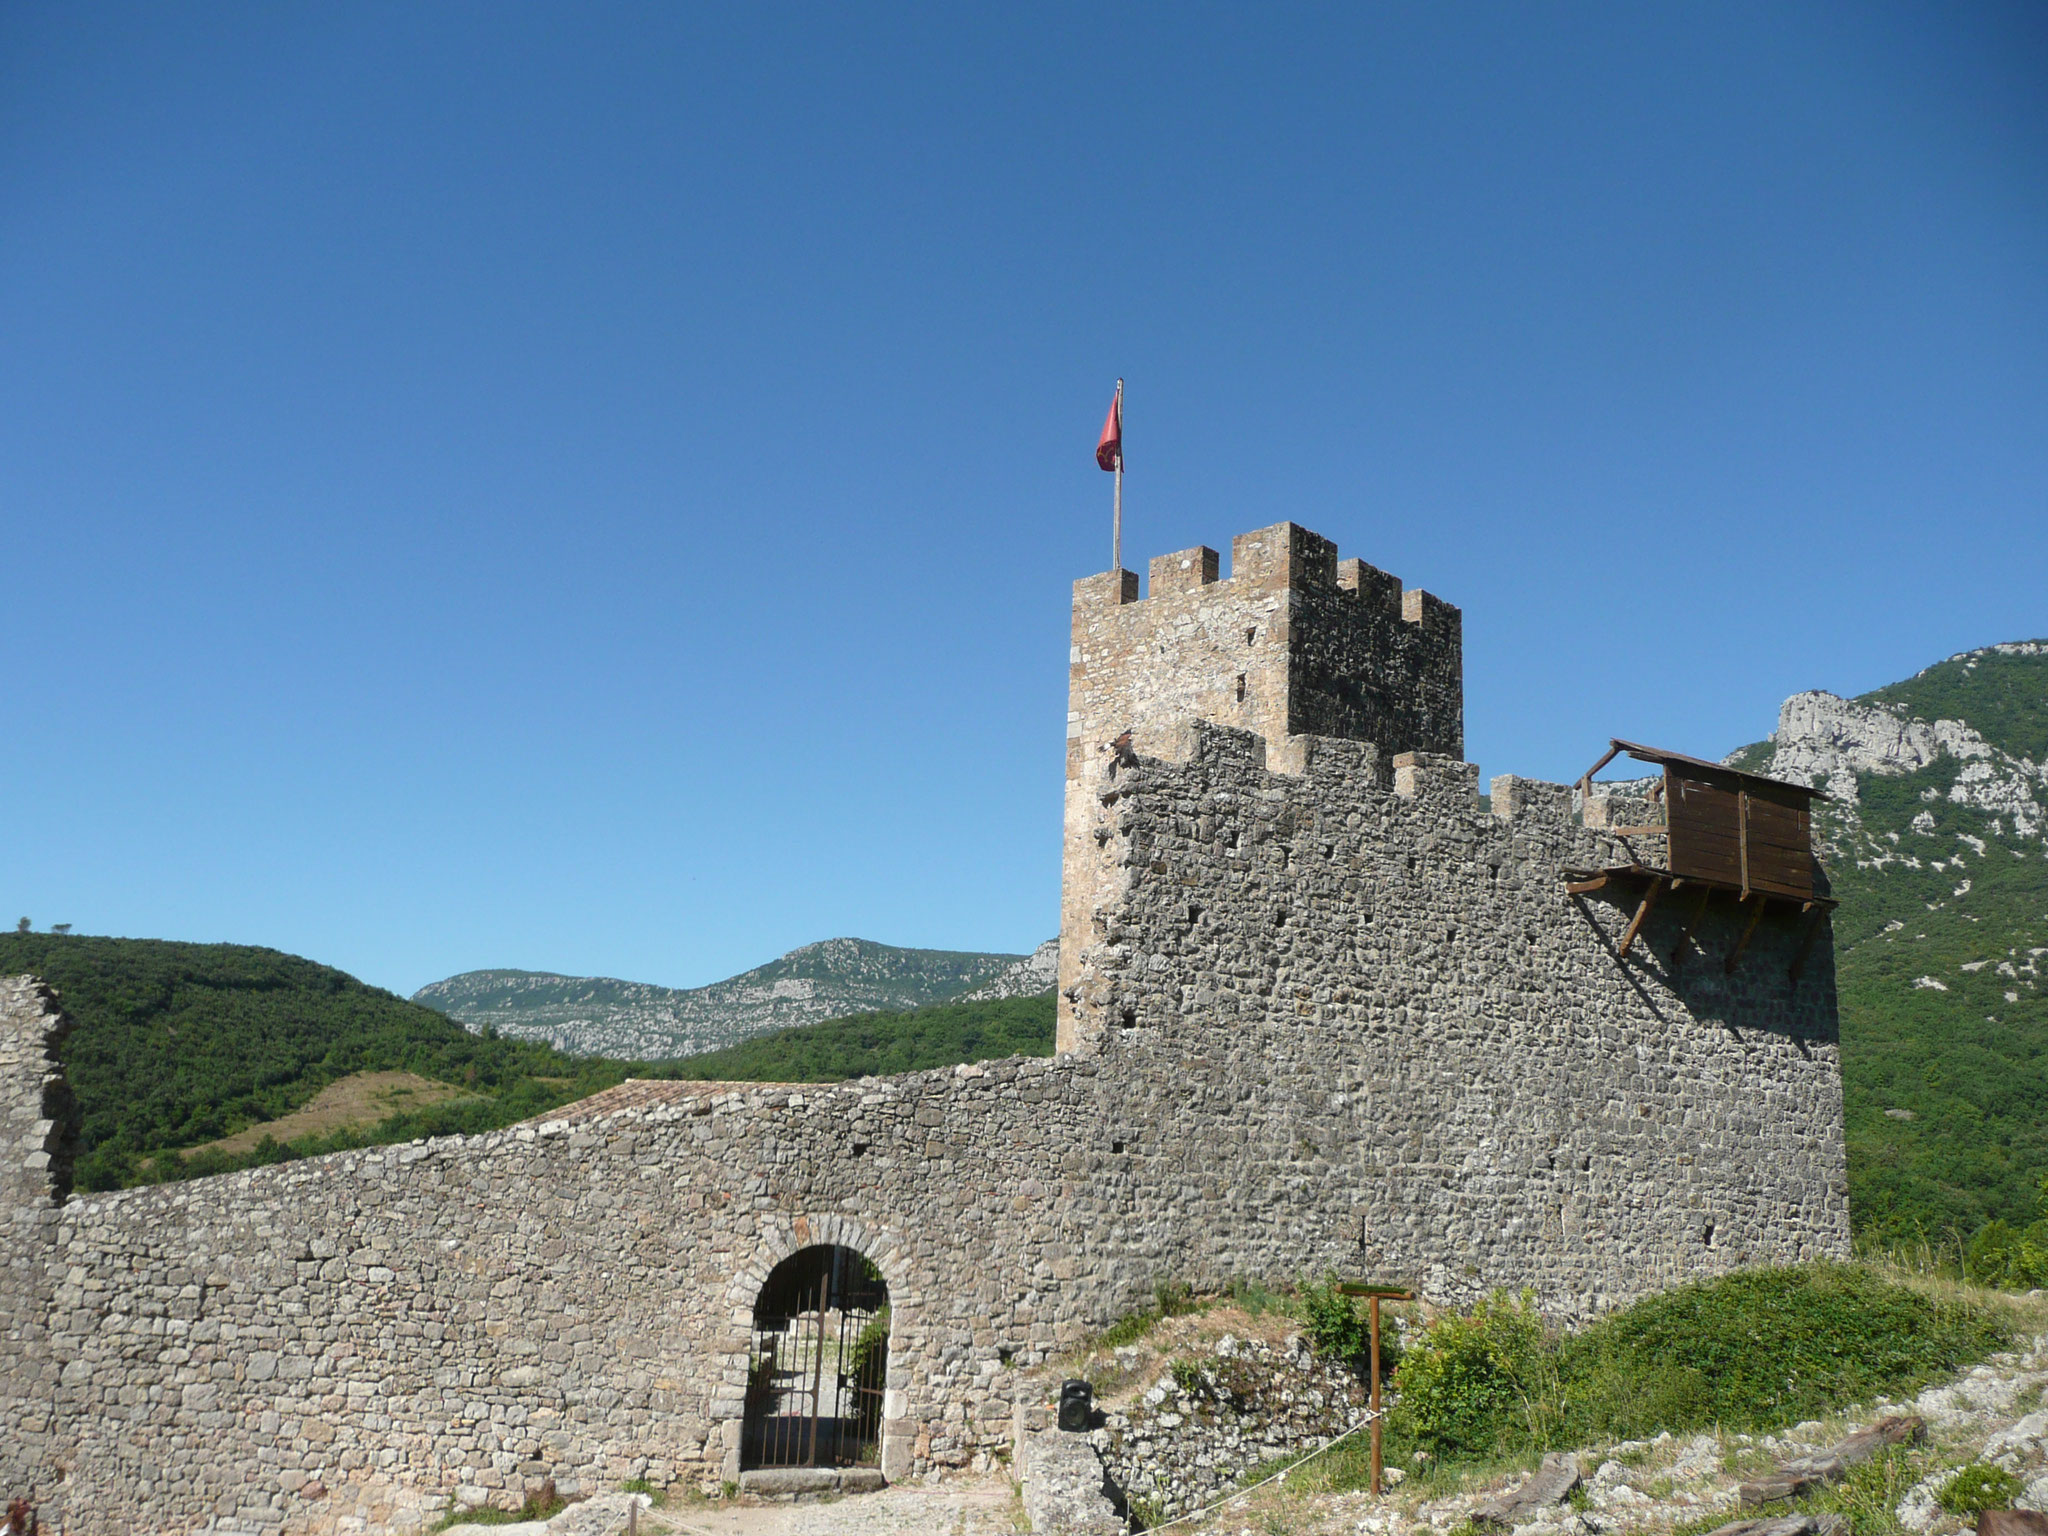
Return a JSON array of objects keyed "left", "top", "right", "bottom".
[{"left": 0, "top": 518, "right": 1849, "bottom": 1533}]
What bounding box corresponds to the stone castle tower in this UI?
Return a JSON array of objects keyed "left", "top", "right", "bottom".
[{"left": 1060, "top": 522, "right": 1461, "bottom": 1050}]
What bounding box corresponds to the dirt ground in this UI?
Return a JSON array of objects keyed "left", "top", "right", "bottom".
[
  {"left": 645, "top": 1476, "right": 1022, "bottom": 1536},
  {"left": 176, "top": 1070, "right": 480, "bottom": 1156}
]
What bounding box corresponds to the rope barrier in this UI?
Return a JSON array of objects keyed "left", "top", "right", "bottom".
[{"left": 1138, "top": 1405, "right": 1387, "bottom": 1533}]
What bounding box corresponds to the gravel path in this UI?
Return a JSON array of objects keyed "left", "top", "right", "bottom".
[{"left": 646, "top": 1476, "right": 1019, "bottom": 1536}]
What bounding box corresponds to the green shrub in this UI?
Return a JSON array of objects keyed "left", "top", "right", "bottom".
[
  {"left": 1169, "top": 1358, "right": 1204, "bottom": 1395},
  {"left": 1226, "top": 1277, "right": 1291, "bottom": 1316},
  {"left": 1965, "top": 1219, "right": 2048, "bottom": 1290},
  {"left": 1097, "top": 1307, "right": 1160, "bottom": 1349},
  {"left": 1154, "top": 1279, "right": 1196, "bottom": 1318},
  {"left": 1298, "top": 1275, "right": 1374, "bottom": 1368},
  {"left": 1385, "top": 1263, "right": 2009, "bottom": 1466},
  {"left": 1558, "top": 1260, "right": 2008, "bottom": 1435},
  {"left": 1940, "top": 1463, "right": 2027, "bottom": 1516},
  {"left": 1391, "top": 1290, "right": 1551, "bottom": 1456},
  {"left": 850, "top": 1306, "right": 891, "bottom": 1383}
]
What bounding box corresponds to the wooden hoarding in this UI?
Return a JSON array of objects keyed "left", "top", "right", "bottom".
[{"left": 1665, "top": 772, "right": 1815, "bottom": 901}]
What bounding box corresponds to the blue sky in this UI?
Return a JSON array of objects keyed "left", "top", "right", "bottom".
[{"left": 3, "top": 4, "right": 2044, "bottom": 998}]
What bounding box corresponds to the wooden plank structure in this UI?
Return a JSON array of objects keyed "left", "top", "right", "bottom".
[{"left": 1566, "top": 739, "right": 1834, "bottom": 981}]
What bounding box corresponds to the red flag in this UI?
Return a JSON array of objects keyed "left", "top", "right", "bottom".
[{"left": 1095, "top": 386, "right": 1122, "bottom": 471}]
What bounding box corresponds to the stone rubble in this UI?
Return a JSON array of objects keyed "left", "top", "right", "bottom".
[{"left": 1087, "top": 1334, "right": 1370, "bottom": 1522}]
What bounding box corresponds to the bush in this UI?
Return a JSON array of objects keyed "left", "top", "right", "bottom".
[
  {"left": 1940, "top": 1463, "right": 2027, "bottom": 1516},
  {"left": 1965, "top": 1219, "right": 2048, "bottom": 1290},
  {"left": 1154, "top": 1279, "right": 1196, "bottom": 1318},
  {"left": 1387, "top": 1263, "right": 2009, "bottom": 1464},
  {"left": 1391, "top": 1290, "right": 1551, "bottom": 1456},
  {"left": 1558, "top": 1260, "right": 2008, "bottom": 1436},
  {"left": 1298, "top": 1275, "right": 1373, "bottom": 1367}
]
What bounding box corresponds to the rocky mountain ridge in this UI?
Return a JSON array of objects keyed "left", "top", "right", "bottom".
[
  {"left": 1726, "top": 639, "right": 2048, "bottom": 1241},
  {"left": 1752, "top": 642, "right": 2048, "bottom": 856},
  {"left": 956, "top": 938, "right": 1060, "bottom": 1001},
  {"left": 414, "top": 936, "right": 1056, "bottom": 1060}
]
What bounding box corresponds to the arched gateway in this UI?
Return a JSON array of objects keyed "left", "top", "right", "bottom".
[{"left": 742, "top": 1244, "right": 890, "bottom": 1473}]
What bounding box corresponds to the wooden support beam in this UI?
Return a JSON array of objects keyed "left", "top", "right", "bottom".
[
  {"left": 1613, "top": 826, "right": 1671, "bottom": 838},
  {"left": 1576, "top": 743, "right": 1624, "bottom": 804},
  {"left": 1789, "top": 902, "right": 1827, "bottom": 986},
  {"left": 1565, "top": 876, "right": 1610, "bottom": 895},
  {"left": 1738, "top": 789, "right": 1752, "bottom": 898},
  {"left": 1618, "top": 877, "right": 1665, "bottom": 959},
  {"left": 1671, "top": 884, "right": 1715, "bottom": 974},
  {"left": 1724, "top": 894, "right": 1766, "bottom": 976}
]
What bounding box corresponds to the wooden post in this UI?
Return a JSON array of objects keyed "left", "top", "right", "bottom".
[
  {"left": 1738, "top": 790, "right": 1752, "bottom": 899},
  {"left": 1617, "top": 876, "right": 1664, "bottom": 959},
  {"left": 1724, "top": 894, "right": 1767, "bottom": 976},
  {"left": 1789, "top": 902, "right": 1827, "bottom": 985},
  {"left": 1670, "top": 885, "right": 1714, "bottom": 975},
  {"left": 1370, "top": 1294, "right": 1383, "bottom": 1496}
]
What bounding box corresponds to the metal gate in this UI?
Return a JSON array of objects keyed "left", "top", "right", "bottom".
[{"left": 743, "top": 1245, "right": 889, "bottom": 1470}]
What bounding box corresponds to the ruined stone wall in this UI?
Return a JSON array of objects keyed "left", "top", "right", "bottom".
[
  {"left": 1061, "top": 722, "right": 1850, "bottom": 1307},
  {"left": 0, "top": 979, "right": 71, "bottom": 1503},
  {"left": 0, "top": 1033, "right": 1132, "bottom": 1536}
]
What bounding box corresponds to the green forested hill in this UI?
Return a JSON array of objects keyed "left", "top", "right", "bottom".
[
  {"left": 0, "top": 934, "right": 630, "bottom": 1190},
  {"left": 1731, "top": 642, "right": 2048, "bottom": 1256},
  {"left": 652, "top": 994, "right": 1053, "bottom": 1083},
  {"left": 0, "top": 933, "right": 1052, "bottom": 1191}
]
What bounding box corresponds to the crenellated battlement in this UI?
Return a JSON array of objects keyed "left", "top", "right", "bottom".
[
  {"left": 1074, "top": 523, "right": 1456, "bottom": 639},
  {"left": 1066, "top": 523, "right": 1462, "bottom": 765},
  {"left": 1061, "top": 520, "right": 1465, "bottom": 1050}
]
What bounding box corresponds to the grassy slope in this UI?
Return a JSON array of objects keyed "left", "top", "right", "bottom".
[
  {"left": 0, "top": 933, "right": 1053, "bottom": 1189},
  {"left": 1734, "top": 646, "right": 2048, "bottom": 1247}
]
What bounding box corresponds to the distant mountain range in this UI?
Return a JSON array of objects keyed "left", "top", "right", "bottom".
[
  {"left": 413, "top": 936, "right": 1059, "bottom": 1059},
  {"left": 1727, "top": 640, "right": 2048, "bottom": 1243}
]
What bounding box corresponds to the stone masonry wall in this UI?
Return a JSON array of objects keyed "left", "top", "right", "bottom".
[
  {"left": 1092, "top": 1332, "right": 1371, "bottom": 1524},
  {"left": 0, "top": 978, "right": 72, "bottom": 1505},
  {"left": 0, "top": 519, "right": 1848, "bottom": 1533},
  {"left": 0, "top": 1048, "right": 1130, "bottom": 1536},
  {"left": 1060, "top": 722, "right": 1849, "bottom": 1310}
]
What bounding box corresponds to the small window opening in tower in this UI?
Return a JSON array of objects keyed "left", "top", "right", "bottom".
[
  {"left": 1236, "top": 673, "right": 1247, "bottom": 702},
  {"left": 1245, "top": 627, "right": 1257, "bottom": 645}
]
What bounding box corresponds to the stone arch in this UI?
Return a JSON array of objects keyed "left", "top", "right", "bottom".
[{"left": 716, "top": 1217, "right": 920, "bottom": 1484}]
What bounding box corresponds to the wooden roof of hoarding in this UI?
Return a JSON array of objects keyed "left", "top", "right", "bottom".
[{"left": 1581, "top": 738, "right": 1825, "bottom": 802}]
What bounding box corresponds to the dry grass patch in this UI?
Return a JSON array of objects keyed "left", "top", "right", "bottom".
[
  {"left": 174, "top": 1071, "right": 483, "bottom": 1157},
  {"left": 1047, "top": 1301, "right": 1313, "bottom": 1407}
]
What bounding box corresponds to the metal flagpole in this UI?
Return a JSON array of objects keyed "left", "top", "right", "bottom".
[{"left": 1112, "top": 378, "right": 1124, "bottom": 572}]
